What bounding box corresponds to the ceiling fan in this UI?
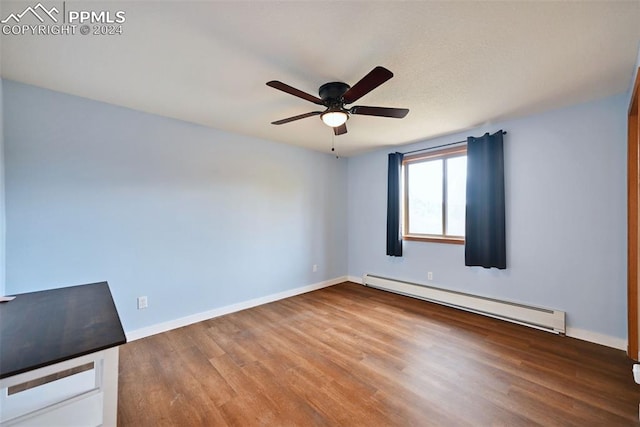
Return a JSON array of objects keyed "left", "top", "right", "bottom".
[{"left": 266, "top": 66, "right": 409, "bottom": 136}]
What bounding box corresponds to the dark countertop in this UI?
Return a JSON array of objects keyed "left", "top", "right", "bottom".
[{"left": 0, "top": 282, "right": 127, "bottom": 379}]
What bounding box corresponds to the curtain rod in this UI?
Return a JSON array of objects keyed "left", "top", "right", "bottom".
[{"left": 402, "top": 130, "right": 507, "bottom": 155}]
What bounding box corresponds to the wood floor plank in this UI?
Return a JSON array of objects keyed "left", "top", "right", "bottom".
[{"left": 118, "top": 282, "right": 640, "bottom": 426}]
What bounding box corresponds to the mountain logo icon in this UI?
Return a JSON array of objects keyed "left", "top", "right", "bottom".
[{"left": 1, "top": 3, "right": 59, "bottom": 24}]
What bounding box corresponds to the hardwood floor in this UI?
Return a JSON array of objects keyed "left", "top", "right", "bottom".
[{"left": 118, "top": 282, "right": 640, "bottom": 426}]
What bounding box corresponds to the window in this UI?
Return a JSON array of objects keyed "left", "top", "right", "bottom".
[{"left": 403, "top": 146, "right": 467, "bottom": 244}]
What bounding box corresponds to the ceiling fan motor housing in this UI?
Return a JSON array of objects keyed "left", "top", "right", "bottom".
[{"left": 319, "top": 82, "right": 351, "bottom": 104}]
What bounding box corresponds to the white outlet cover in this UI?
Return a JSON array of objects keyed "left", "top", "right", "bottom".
[{"left": 137, "top": 296, "right": 148, "bottom": 309}]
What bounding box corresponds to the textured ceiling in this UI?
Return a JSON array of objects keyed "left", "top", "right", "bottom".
[{"left": 2, "top": 1, "right": 639, "bottom": 156}]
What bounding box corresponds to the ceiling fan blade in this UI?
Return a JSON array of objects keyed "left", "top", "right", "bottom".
[
  {"left": 266, "top": 81, "right": 324, "bottom": 105},
  {"left": 271, "top": 111, "right": 322, "bottom": 125},
  {"left": 342, "top": 66, "right": 394, "bottom": 104},
  {"left": 334, "top": 123, "right": 347, "bottom": 135},
  {"left": 350, "top": 106, "right": 409, "bottom": 118}
]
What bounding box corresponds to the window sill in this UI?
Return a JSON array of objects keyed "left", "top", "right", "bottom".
[{"left": 403, "top": 235, "right": 465, "bottom": 245}]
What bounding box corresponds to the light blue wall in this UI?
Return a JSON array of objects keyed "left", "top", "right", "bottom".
[
  {"left": 348, "top": 93, "right": 628, "bottom": 340},
  {"left": 4, "top": 80, "right": 348, "bottom": 332},
  {"left": 629, "top": 44, "right": 640, "bottom": 105},
  {"left": 632, "top": 43, "right": 640, "bottom": 101}
]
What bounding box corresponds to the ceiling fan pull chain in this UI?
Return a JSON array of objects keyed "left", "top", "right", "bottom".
[{"left": 331, "top": 133, "right": 339, "bottom": 159}]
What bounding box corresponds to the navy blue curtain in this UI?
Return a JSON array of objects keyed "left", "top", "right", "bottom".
[
  {"left": 386, "top": 152, "right": 403, "bottom": 257},
  {"left": 465, "top": 131, "right": 506, "bottom": 269}
]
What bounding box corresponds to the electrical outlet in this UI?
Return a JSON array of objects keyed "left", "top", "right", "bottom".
[
  {"left": 428, "top": 272, "right": 433, "bottom": 281},
  {"left": 312, "top": 264, "right": 318, "bottom": 272},
  {"left": 137, "top": 296, "right": 148, "bottom": 310}
]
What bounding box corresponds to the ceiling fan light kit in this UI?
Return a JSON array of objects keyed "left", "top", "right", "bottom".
[
  {"left": 267, "top": 66, "right": 409, "bottom": 136},
  {"left": 321, "top": 110, "right": 348, "bottom": 127}
]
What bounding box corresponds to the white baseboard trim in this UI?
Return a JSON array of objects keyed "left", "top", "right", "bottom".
[
  {"left": 565, "top": 327, "right": 627, "bottom": 351},
  {"left": 126, "top": 275, "right": 628, "bottom": 352},
  {"left": 126, "top": 276, "right": 347, "bottom": 342}
]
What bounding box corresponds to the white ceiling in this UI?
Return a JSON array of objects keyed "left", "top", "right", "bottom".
[{"left": 2, "top": 1, "right": 639, "bottom": 156}]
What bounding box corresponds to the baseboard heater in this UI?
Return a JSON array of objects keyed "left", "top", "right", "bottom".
[{"left": 363, "top": 274, "right": 565, "bottom": 334}]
